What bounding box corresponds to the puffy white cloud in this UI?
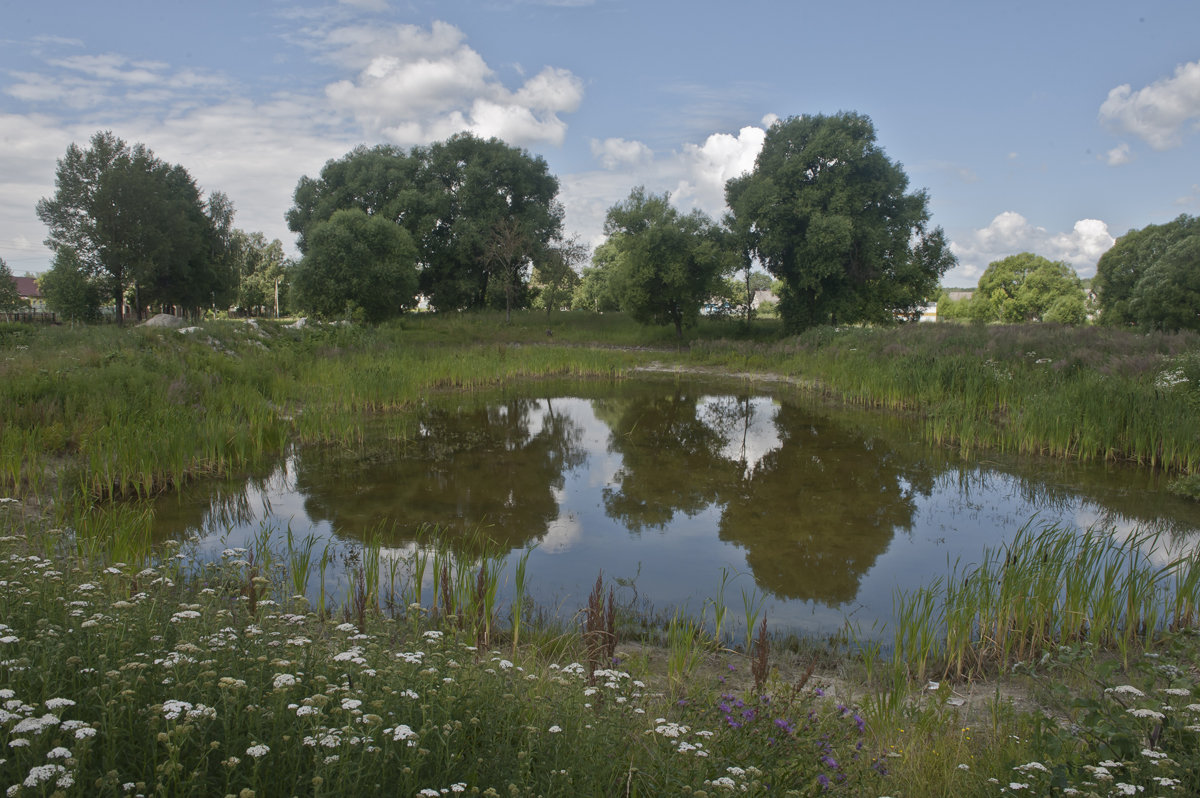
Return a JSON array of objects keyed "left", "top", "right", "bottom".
[
  {"left": 319, "top": 22, "right": 581, "bottom": 147},
  {"left": 671, "top": 125, "right": 765, "bottom": 212},
  {"left": 948, "top": 212, "right": 1115, "bottom": 283},
  {"left": 590, "top": 137, "right": 652, "bottom": 170},
  {"left": 562, "top": 122, "right": 770, "bottom": 250},
  {"left": 1099, "top": 59, "right": 1200, "bottom": 150}
]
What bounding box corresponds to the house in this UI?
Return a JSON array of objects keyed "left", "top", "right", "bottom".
[{"left": 13, "top": 276, "right": 46, "bottom": 311}]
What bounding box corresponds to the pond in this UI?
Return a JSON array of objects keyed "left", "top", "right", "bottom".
[{"left": 149, "top": 377, "right": 1200, "bottom": 641}]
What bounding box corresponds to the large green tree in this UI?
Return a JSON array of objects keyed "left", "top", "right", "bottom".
[
  {"left": 1094, "top": 214, "right": 1200, "bottom": 327},
  {"left": 969, "top": 253, "right": 1087, "bottom": 324},
  {"left": 290, "top": 208, "right": 419, "bottom": 323},
  {"left": 1126, "top": 235, "right": 1200, "bottom": 332},
  {"left": 602, "top": 187, "right": 734, "bottom": 338},
  {"left": 287, "top": 134, "right": 564, "bottom": 313},
  {"left": 725, "top": 112, "right": 954, "bottom": 332},
  {"left": 36, "top": 131, "right": 231, "bottom": 323}
]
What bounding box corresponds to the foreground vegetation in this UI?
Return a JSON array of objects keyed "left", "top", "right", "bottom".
[{"left": 2, "top": 313, "right": 1199, "bottom": 795}]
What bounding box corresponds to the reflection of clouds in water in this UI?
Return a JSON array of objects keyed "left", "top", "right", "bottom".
[
  {"left": 697, "top": 395, "right": 782, "bottom": 478},
  {"left": 521, "top": 400, "right": 547, "bottom": 438},
  {"left": 540, "top": 508, "right": 584, "bottom": 554},
  {"left": 1075, "top": 506, "right": 1200, "bottom": 567}
]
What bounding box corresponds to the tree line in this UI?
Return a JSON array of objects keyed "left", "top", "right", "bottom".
[{"left": 22, "top": 116, "right": 1198, "bottom": 332}]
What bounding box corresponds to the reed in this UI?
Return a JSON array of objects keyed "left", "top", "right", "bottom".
[{"left": 891, "top": 521, "right": 1196, "bottom": 679}]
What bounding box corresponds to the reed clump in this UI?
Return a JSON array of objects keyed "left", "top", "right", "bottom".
[{"left": 891, "top": 522, "right": 1200, "bottom": 681}]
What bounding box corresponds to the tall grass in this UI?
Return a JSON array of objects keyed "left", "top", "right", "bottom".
[
  {"left": 890, "top": 522, "right": 1200, "bottom": 679},
  {"left": 688, "top": 322, "right": 1200, "bottom": 472}
]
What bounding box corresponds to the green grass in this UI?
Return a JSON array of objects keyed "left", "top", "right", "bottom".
[{"left": 3, "top": 313, "right": 1200, "bottom": 795}]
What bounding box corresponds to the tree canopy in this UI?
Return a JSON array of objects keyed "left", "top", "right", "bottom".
[
  {"left": 36, "top": 131, "right": 233, "bottom": 323},
  {"left": 968, "top": 253, "right": 1087, "bottom": 324},
  {"left": 287, "top": 133, "right": 564, "bottom": 313},
  {"left": 725, "top": 112, "right": 954, "bottom": 332},
  {"left": 1095, "top": 214, "right": 1200, "bottom": 330},
  {"left": 290, "top": 208, "right": 419, "bottom": 323},
  {"left": 38, "top": 248, "right": 101, "bottom": 322},
  {"left": 601, "top": 188, "right": 734, "bottom": 338}
]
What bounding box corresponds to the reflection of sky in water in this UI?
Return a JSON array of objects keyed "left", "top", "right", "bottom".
[{"left": 158, "top": 385, "right": 1200, "bottom": 642}]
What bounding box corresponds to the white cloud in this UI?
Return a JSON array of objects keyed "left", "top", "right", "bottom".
[
  {"left": 563, "top": 122, "right": 770, "bottom": 250},
  {"left": 948, "top": 212, "right": 1116, "bottom": 283},
  {"left": 671, "top": 125, "right": 765, "bottom": 213},
  {"left": 319, "top": 22, "right": 582, "bottom": 147},
  {"left": 1105, "top": 141, "right": 1133, "bottom": 166},
  {"left": 590, "top": 137, "right": 652, "bottom": 170},
  {"left": 1099, "top": 59, "right": 1200, "bottom": 150}
]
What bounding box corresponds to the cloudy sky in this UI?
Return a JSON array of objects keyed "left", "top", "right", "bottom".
[{"left": 2, "top": 0, "right": 1198, "bottom": 286}]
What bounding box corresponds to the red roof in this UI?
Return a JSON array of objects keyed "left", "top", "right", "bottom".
[{"left": 13, "top": 276, "right": 40, "bottom": 298}]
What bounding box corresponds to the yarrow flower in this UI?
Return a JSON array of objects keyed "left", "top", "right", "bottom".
[{"left": 246, "top": 743, "right": 270, "bottom": 759}]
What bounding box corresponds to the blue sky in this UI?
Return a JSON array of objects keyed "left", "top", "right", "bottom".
[{"left": 2, "top": 0, "right": 1198, "bottom": 286}]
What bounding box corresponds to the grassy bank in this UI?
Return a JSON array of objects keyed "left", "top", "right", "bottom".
[{"left": 688, "top": 322, "right": 1200, "bottom": 473}]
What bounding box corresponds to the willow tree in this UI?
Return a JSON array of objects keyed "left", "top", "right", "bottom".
[{"left": 726, "top": 112, "right": 954, "bottom": 332}]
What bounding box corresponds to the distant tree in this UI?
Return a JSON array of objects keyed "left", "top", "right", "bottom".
[
  {"left": 287, "top": 134, "right": 563, "bottom": 314},
  {"left": 968, "top": 253, "right": 1086, "bottom": 324},
  {"left": 531, "top": 235, "right": 585, "bottom": 316},
  {"left": 290, "top": 208, "right": 419, "bottom": 323},
  {"left": 38, "top": 248, "right": 101, "bottom": 322},
  {"left": 935, "top": 290, "right": 971, "bottom": 321},
  {"left": 36, "top": 131, "right": 230, "bottom": 323},
  {"left": 726, "top": 112, "right": 954, "bottom": 332},
  {"left": 232, "top": 231, "right": 290, "bottom": 317},
  {"left": 0, "top": 258, "right": 25, "bottom": 311},
  {"left": 1127, "top": 235, "right": 1200, "bottom": 332},
  {"left": 572, "top": 241, "right": 622, "bottom": 313},
  {"left": 1095, "top": 214, "right": 1200, "bottom": 327},
  {"left": 602, "top": 187, "right": 735, "bottom": 338}
]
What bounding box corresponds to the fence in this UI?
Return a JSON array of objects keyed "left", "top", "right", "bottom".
[{"left": 0, "top": 311, "right": 57, "bottom": 324}]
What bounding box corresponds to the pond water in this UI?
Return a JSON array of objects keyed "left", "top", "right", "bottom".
[{"left": 150, "top": 377, "right": 1200, "bottom": 641}]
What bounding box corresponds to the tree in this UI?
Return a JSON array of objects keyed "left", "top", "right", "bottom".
[
  {"left": 602, "top": 187, "right": 734, "bottom": 338},
  {"left": 726, "top": 112, "right": 954, "bottom": 332},
  {"left": 232, "top": 231, "right": 290, "bottom": 317},
  {"left": 38, "top": 248, "right": 101, "bottom": 322},
  {"left": 1095, "top": 214, "right": 1200, "bottom": 327},
  {"left": 0, "top": 258, "right": 25, "bottom": 311},
  {"left": 36, "top": 131, "right": 230, "bottom": 323},
  {"left": 290, "top": 208, "right": 419, "bottom": 323},
  {"left": 968, "top": 253, "right": 1086, "bottom": 324},
  {"left": 531, "top": 235, "right": 585, "bottom": 316},
  {"left": 287, "top": 134, "right": 564, "bottom": 314},
  {"left": 1127, "top": 235, "right": 1200, "bottom": 331},
  {"left": 572, "top": 241, "right": 623, "bottom": 312}
]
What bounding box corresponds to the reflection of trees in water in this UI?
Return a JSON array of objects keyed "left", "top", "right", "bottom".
[
  {"left": 600, "top": 389, "right": 939, "bottom": 606},
  {"left": 293, "top": 397, "right": 585, "bottom": 555},
  {"left": 717, "top": 402, "right": 940, "bottom": 604},
  {"left": 938, "top": 461, "right": 1200, "bottom": 540},
  {"left": 149, "top": 462, "right": 290, "bottom": 542},
  {"left": 599, "top": 388, "right": 744, "bottom": 530}
]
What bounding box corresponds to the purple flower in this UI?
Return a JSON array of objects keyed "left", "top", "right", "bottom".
[
  {"left": 822, "top": 755, "right": 838, "bottom": 770},
  {"left": 774, "top": 718, "right": 794, "bottom": 734},
  {"left": 817, "top": 773, "right": 830, "bottom": 790},
  {"left": 853, "top": 713, "right": 865, "bottom": 733}
]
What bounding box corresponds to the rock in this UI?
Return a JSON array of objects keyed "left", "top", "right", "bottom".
[{"left": 140, "top": 313, "right": 186, "bottom": 328}]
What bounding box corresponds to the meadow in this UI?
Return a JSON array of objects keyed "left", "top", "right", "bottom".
[{"left": 2, "top": 312, "right": 1199, "bottom": 796}]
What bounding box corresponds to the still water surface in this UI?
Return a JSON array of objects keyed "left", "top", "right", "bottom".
[{"left": 151, "top": 378, "right": 1200, "bottom": 640}]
